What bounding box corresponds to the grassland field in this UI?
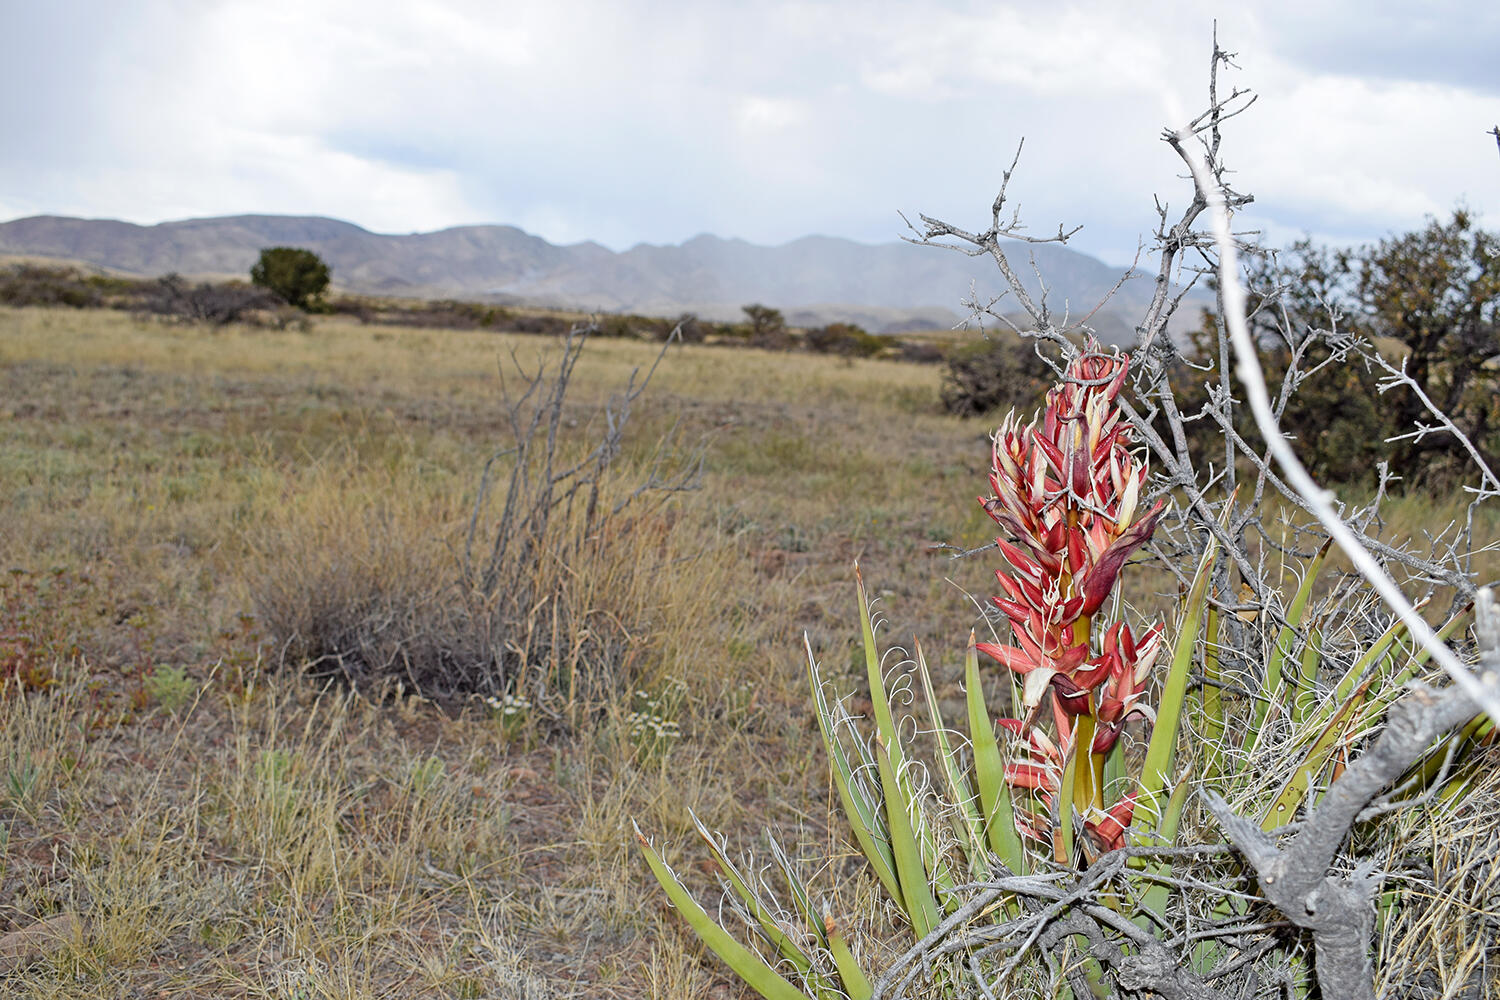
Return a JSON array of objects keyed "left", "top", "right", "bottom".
[{"left": 0, "top": 305, "right": 1493, "bottom": 998}]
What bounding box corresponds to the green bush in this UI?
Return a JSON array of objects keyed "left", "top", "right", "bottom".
[
  {"left": 938, "top": 335, "right": 1051, "bottom": 416},
  {"left": 742, "top": 304, "right": 792, "bottom": 350},
  {"left": 1167, "top": 221, "right": 1500, "bottom": 489},
  {"left": 250, "top": 247, "right": 331, "bottom": 311},
  {"left": 804, "top": 322, "right": 885, "bottom": 358}
]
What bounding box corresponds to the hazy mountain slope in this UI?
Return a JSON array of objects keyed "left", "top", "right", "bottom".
[{"left": 0, "top": 214, "right": 1203, "bottom": 336}]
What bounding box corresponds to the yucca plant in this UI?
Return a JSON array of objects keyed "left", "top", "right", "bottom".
[{"left": 636, "top": 345, "right": 1234, "bottom": 996}]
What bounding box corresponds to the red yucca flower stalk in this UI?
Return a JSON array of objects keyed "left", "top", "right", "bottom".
[{"left": 976, "top": 343, "right": 1165, "bottom": 858}]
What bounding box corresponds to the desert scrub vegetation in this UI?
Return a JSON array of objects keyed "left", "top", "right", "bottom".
[
  {"left": 3, "top": 255, "right": 966, "bottom": 371},
  {"left": 0, "top": 285, "right": 1496, "bottom": 997},
  {"left": 0, "top": 305, "right": 1488, "bottom": 1000}
]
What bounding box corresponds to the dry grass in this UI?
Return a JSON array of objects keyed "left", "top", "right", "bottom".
[{"left": 0, "top": 304, "right": 1494, "bottom": 996}]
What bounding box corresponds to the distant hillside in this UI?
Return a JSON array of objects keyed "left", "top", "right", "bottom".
[{"left": 0, "top": 214, "right": 1208, "bottom": 337}]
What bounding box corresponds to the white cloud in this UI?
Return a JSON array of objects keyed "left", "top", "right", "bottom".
[
  {"left": 737, "top": 96, "right": 810, "bottom": 133},
  {"left": 853, "top": 5, "right": 1191, "bottom": 105},
  {"left": 1198, "top": 57, "right": 1499, "bottom": 250},
  {"left": 1, "top": 0, "right": 1494, "bottom": 263}
]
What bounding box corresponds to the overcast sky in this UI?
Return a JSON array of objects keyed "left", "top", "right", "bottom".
[{"left": 2, "top": 1, "right": 1496, "bottom": 265}]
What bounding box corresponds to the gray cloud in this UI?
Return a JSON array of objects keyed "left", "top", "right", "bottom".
[
  {"left": 1262, "top": 2, "right": 1500, "bottom": 95},
  {"left": 1, "top": 0, "right": 1494, "bottom": 266}
]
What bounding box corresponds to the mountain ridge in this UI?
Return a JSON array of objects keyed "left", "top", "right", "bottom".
[{"left": 0, "top": 213, "right": 1205, "bottom": 337}]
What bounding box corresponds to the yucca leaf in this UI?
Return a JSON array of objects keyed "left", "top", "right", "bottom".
[
  {"left": 1251, "top": 539, "right": 1332, "bottom": 740},
  {"left": 916, "top": 639, "right": 987, "bottom": 874},
  {"left": 1259, "top": 678, "right": 1371, "bottom": 830},
  {"left": 854, "top": 571, "right": 958, "bottom": 911},
  {"left": 1199, "top": 606, "right": 1226, "bottom": 784},
  {"left": 1377, "top": 884, "right": 1401, "bottom": 939},
  {"left": 1057, "top": 748, "right": 1077, "bottom": 865},
  {"left": 874, "top": 737, "right": 940, "bottom": 939},
  {"left": 1140, "top": 526, "right": 1220, "bottom": 818},
  {"left": 1136, "top": 767, "right": 1192, "bottom": 929},
  {"left": 806, "top": 636, "right": 903, "bottom": 908},
  {"left": 1406, "top": 714, "right": 1494, "bottom": 804},
  {"left": 635, "top": 823, "right": 813, "bottom": 1000},
  {"left": 1319, "top": 612, "right": 1412, "bottom": 722},
  {"left": 1290, "top": 624, "right": 1323, "bottom": 727},
  {"left": 824, "top": 915, "right": 874, "bottom": 1000},
  {"left": 691, "top": 812, "right": 819, "bottom": 977},
  {"left": 965, "top": 634, "right": 1027, "bottom": 874},
  {"left": 1347, "top": 606, "right": 1471, "bottom": 740},
  {"left": 1103, "top": 734, "right": 1128, "bottom": 811},
  {"left": 768, "top": 835, "right": 829, "bottom": 952},
  {"left": 856, "top": 567, "right": 900, "bottom": 763},
  {"left": 1381, "top": 604, "right": 1472, "bottom": 691}
]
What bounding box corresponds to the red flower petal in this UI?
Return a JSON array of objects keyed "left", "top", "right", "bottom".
[
  {"left": 1054, "top": 643, "right": 1090, "bottom": 673},
  {"left": 1085, "top": 791, "right": 1138, "bottom": 852},
  {"left": 1077, "top": 501, "right": 1166, "bottom": 616},
  {"left": 975, "top": 642, "right": 1037, "bottom": 674},
  {"left": 997, "top": 538, "right": 1043, "bottom": 582},
  {"left": 1091, "top": 721, "right": 1123, "bottom": 755},
  {"left": 1004, "top": 763, "right": 1057, "bottom": 792},
  {"left": 994, "top": 717, "right": 1026, "bottom": 738}
]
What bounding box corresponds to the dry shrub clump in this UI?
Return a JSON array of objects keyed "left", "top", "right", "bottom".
[
  {"left": 248, "top": 326, "right": 709, "bottom": 718},
  {"left": 1374, "top": 737, "right": 1500, "bottom": 995},
  {"left": 245, "top": 464, "right": 458, "bottom": 691}
]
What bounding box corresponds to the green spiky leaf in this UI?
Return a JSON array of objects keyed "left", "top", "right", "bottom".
[
  {"left": 691, "top": 812, "right": 819, "bottom": 978},
  {"left": 966, "top": 634, "right": 1027, "bottom": 874},
  {"left": 635, "top": 824, "right": 813, "bottom": 1000},
  {"left": 874, "top": 737, "right": 940, "bottom": 939},
  {"left": 916, "top": 639, "right": 987, "bottom": 874},
  {"left": 1251, "top": 540, "right": 1331, "bottom": 741},
  {"left": 806, "top": 637, "right": 902, "bottom": 908},
  {"left": 1140, "top": 525, "right": 1220, "bottom": 819}
]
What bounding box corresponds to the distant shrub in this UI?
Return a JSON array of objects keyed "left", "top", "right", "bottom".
[
  {"left": 327, "top": 296, "right": 374, "bottom": 322},
  {"left": 897, "top": 339, "right": 946, "bottom": 364},
  {"left": 148, "top": 274, "right": 279, "bottom": 326},
  {"left": 250, "top": 247, "right": 331, "bottom": 310},
  {"left": 939, "top": 335, "right": 1052, "bottom": 416},
  {"left": 394, "top": 300, "right": 514, "bottom": 330},
  {"left": 511, "top": 313, "right": 572, "bottom": 336},
  {"left": 267, "top": 305, "right": 314, "bottom": 333},
  {"left": 83, "top": 273, "right": 153, "bottom": 299},
  {"left": 0, "top": 265, "right": 103, "bottom": 309},
  {"left": 804, "top": 322, "right": 886, "bottom": 358},
  {"left": 597, "top": 314, "right": 642, "bottom": 338},
  {"left": 669, "top": 313, "right": 706, "bottom": 343},
  {"left": 412, "top": 300, "right": 511, "bottom": 329},
  {"left": 741, "top": 303, "right": 793, "bottom": 350}
]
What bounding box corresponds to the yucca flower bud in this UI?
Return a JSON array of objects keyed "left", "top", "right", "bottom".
[
  {"left": 977, "top": 341, "right": 1164, "bottom": 859},
  {"left": 978, "top": 344, "right": 1162, "bottom": 701}
]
